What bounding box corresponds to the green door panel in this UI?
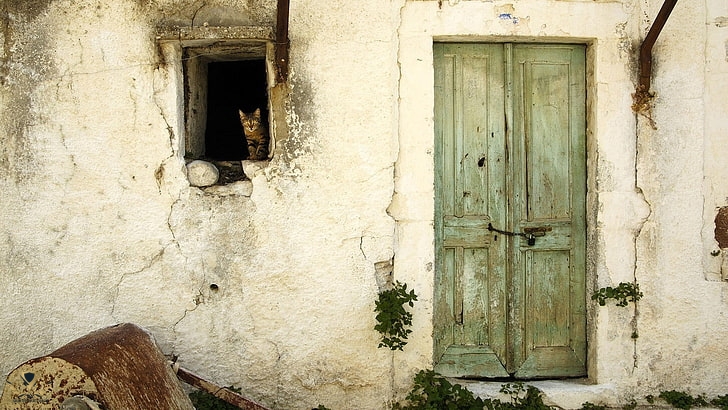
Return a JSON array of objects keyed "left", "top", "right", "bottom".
[
  {"left": 434, "top": 43, "right": 586, "bottom": 379},
  {"left": 434, "top": 43, "right": 509, "bottom": 378}
]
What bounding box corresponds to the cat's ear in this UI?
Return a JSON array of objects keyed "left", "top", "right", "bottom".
[
  {"left": 238, "top": 109, "right": 245, "bottom": 120},
  {"left": 253, "top": 108, "right": 261, "bottom": 118}
]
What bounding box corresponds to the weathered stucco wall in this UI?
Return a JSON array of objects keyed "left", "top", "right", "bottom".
[
  {"left": 1, "top": 0, "right": 728, "bottom": 408},
  {"left": 0, "top": 0, "right": 400, "bottom": 408},
  {"left": 633, "top": 0, "right": 728, "bottom": 398}
]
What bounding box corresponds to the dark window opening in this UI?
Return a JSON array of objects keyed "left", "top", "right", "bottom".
[
  {"left": 181, "top": 40, "right": 275, "bottom": 186},
  {"left": 205, "top": 60, "right": 268, "bottom": 161}
]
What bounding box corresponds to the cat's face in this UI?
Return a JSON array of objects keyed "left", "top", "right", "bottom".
[{"left": 239, "top": 108, "right": 261, "bottom": 133}]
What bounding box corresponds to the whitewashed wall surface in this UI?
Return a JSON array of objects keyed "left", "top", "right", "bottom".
[{"left": 1, "top": 0, "right": 727, "bottom": 408}]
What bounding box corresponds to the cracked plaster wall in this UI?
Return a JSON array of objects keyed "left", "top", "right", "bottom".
[
  {"left": 395, "top": 0, "right": 728, "bottom": 405},
  {"left": 2, "top": 0, "right": 728, "bottom": 408},
  {"left": 630, "top": 0, "right": 728, "bottom": 398},
  {"left": 0, "top": 0, "right": 400, "bottom": 408}
]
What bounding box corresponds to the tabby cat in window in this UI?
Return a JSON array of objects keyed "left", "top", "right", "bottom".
[{"left": 239, "top": 108, "right": 269, "bottom": 160}]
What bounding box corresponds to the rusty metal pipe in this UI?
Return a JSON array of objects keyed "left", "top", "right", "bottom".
[
  {"left": 275, "top": 0, "right": 290, "bottom": 83},
  {"left": 639, "top": 0, "right": 679, "bottom": 92}
]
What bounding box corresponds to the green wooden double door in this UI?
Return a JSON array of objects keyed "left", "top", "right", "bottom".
[{"left": 434, "top": 43, "right": 587, "bottom": 379}]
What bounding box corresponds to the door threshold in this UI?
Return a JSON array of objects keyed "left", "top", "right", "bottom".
[{"left": 452, "top": 378, "right": 617, "bottom": 409}]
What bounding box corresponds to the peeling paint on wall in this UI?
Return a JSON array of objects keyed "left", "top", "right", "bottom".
[
  {"left": 714, "top": 206, "right": 728, "bottom": 248},
  {"left": 498, "top": 13, "right": 520, "bottom": 24},
  {"left": 495, "top": 4, "right": 519, "bottom": 24},
  {"left": 0, "top": 3, "right": 56, "bottom": 184},
  {"left": 615, "top": 22, "right": 634, "bottom": 60},
  {"left": 717, "top": 206, "right": 728, "bottom": 281},
  {"left": 494, "top": 3, "right": 530, "bottom": 30}
]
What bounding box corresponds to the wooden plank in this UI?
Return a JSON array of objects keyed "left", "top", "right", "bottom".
[
  {"left": 527, "top": 250, "right": 572, "bottom": 348},
  {"left": 514, "top": 347, "right": 586, "bottom": 379},
  {"left": 434, "top": 43, "right": 456, "bottom": 364},
  {"left": 434, "top": 345, "right": 509, "bottom": 379},
  {"left": 433, "top": 247, "right": 455, "bottom": 362},
  {"left": 434, "top": 43, "right": 509, "bottom": 377},
  {"left": 461, "top": 247, "right": 490, "bottom": 345},
  {"left": 511, "top": 44, "right": 586, "bottom": 377},
  {"left": 176, "top": 367, "right": 269, "bottom": 410}
]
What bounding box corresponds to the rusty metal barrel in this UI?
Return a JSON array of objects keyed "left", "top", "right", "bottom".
[{"left": 0, "top": 323, "right": 194, "bottom": 410}]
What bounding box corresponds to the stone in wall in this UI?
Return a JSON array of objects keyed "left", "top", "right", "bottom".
[{"left": 186, "top": 160, "right": 219, "bottom": 187}]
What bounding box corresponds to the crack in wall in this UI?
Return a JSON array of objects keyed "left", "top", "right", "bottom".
[
  {"left": 171, "top": 289, "right": 203, "bottom": 330},
  {"left": 630, "top": 187, "right": 651, "bottom": 371},
  {"left": 166, "top": 196, "right": 199, "bottom": 329},
  {"left": 110, "top": 245, "right": 168, "bottom": 320},
  {"left": 190, "top": 1, "right": 208, "bottom": 28},
  {"left": 50, "top": 63, "right": 154, "bottom": 78},
  {"left": 151, "top": 53, "right": 186, "bottom": 198},
  {"left": 631, "top": 173, "right": 652, "bottom": 373},
  {"left": 354, "top": 233, "right": 396, "bottom": 292},
  {"left": 152, "top": 68, "right": 177, "bottom": 156},
  {"left": 631, "top": 0, "right": 658, "bottom": 370},
  {"left": 633, "top": 24, "right": 655, "bottom": 367},
  {"left": 110, "top": 192, "right": 193, "bottom": 329},
  {"left": 171, "top": 234, "right": 207, "bottom": 332},
  {"left": 166, "top": 198, "right": 183, "bottom": 246},
  {"left": 387, "top": 0, "right": 407, "bottom": 402}
]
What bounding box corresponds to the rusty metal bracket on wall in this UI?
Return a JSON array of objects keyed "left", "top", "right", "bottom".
[
  {"left": 638, "top": 0, "right": 679, "bottom": 94},
  {"left": 275, "top": 0, "right": 290, "bottom": 83}
]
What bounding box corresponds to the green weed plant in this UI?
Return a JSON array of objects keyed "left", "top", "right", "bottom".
[
  {"left": 375, "top": 281, "right": 418, "bottom": 350},
  {"left": 592, "top": 282, "right": 643, "bottom": 307}
]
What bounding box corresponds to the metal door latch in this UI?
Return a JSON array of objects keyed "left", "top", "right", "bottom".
[{"left": 487, "top": 223, "right": 550, "bottom": 246}]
